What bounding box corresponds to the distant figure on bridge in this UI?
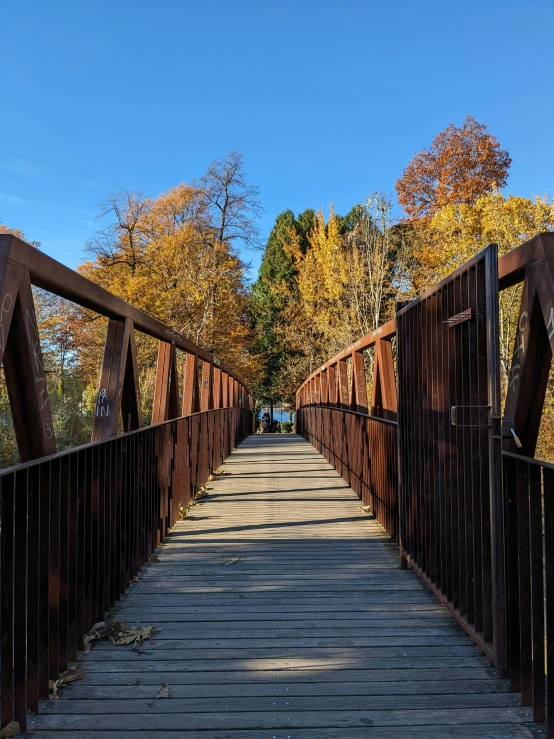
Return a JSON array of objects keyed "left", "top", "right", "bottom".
[{"left": 260, "top": 411, "right": 271, "bottom": 433}]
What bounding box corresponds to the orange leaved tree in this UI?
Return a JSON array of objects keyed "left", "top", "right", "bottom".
[{"left": 396, "top": 115, "right": 511, "bottom": 220}]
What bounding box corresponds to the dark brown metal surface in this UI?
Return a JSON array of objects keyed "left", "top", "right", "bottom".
[
  {"left": 396, "top": 245, "right": 505, "bottom": 667},
  {"left": 504, "top": 452, "right": 552, "bottom": 725}
]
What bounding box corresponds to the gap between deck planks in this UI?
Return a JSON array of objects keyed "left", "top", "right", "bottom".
[{"left": 25, "top": 434, "right": 539, "bottom": 738}]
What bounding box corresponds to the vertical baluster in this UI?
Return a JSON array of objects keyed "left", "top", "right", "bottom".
[
  {"left": 27, "top": 465, "right": 40, "bottom": 712},
  {"left": 1, "top": 473, "right": 16, "bottom": 728},
  {"left": 529, "top": 463, "right": 545, "bottom": 722},
  {"left": 58, "top": 456, "right": 70, "bottom": 672}
]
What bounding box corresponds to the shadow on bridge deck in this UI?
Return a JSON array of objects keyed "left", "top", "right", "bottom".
[{"left": 26, "top": 434, "right": 537, "bottom": 738}]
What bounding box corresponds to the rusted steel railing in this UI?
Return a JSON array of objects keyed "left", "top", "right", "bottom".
[
  {"left": 295, "top": 318, "right": 398, "bottom": 540},
  {"left": 0, "top": 234, "right": 252, "bottom": 463},
  {"left": 0, "top": 234, "right": 254, "bottom": 731},
  {"left": 296, "top": 232, "right": 554, "bottom": 735},
  {"left": 300, "top": 406, "right": 398, "bottom": 540},
  {"left": 396, "top": 245, "right": 502, "bottom": 665},
  {"left": 503, "top": 452, "right": 554, "bottom": 725},
  {"left": 0, "top": 406, "right": 252, "bottom": 730}
]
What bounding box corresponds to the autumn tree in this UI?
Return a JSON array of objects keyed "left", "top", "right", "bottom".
[
  {"left": 0, "top": 222, "right": 25, "bottom": 239},
  {"left": 271, "top": 198, "right": 405, "bottom": 405},
  {"left": 81, "top": 153, "right": 262, "bottom": 408},
  {"left": 418, "top": 189, "right": 554, "bottom": 384},
  {"left": 198, "top": 151, "right": 263, "bottom": 250},
  {"left": 249, "top": 209, "right": 316, "bottom": 414},
  {"left": 396, "top": 116, "right": 511, "bottom": 219},
  {"left": 85, "top": 189, "right": 152, "bottom": 272}
]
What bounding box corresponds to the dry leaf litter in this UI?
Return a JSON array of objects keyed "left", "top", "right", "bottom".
[
  {"left": 148, "top": 683, "right": 170, "bottom": 707},
  {"left": 48, "top": 664, "right": 84, "bottom": 699},
  {"left": 83, "top": 621, "right": 159, "bottom": 654},
  {"left": 0, "top": 722, "right": 20, "bottom": 738}
]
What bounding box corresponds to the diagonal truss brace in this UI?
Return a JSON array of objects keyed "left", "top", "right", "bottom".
[{"left": 0, "top": 264, "right": 57, "bottom": 460}]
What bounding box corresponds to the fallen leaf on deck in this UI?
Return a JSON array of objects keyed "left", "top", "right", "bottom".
[
  {"left": 0, "top": 722, "right": 20, "bottom": 737},
  {"left": 359, "top": 505, "right": 371, "bottom": 513},
  {"left": 156, "top": 684, "right": 170, "bottom": 699},
  {"left": 149, "top": 554, "right": 161, "bottom": 562},
  {"left": 134, "top": 678, "right": 142, "bottom": 686},
  {"left": 48, "top": 664, "right": 83, "bottom": 699},
  {"left": 132, "top": 576, "right": 140, "bottom": 583},
  {"left": 83, "top": 622, "right": 112, "bottom": 653},
  {"left": 59, "top": 664, "right": 83, "bottom": 685},
  {"left": 83, "top": 621, "right": 159, "bottom": 652},
  {"left": 111, "top": 623, "right": 159, "bottom": 647},
  {"left": 220, "top": 557, "right": 240, "bottom": 565},
  {"left": 148, "top": 683, "right": 170, "bottom": 707}
]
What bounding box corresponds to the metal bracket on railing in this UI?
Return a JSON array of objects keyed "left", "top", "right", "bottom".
[
  {"left": 443, "top": 308, "right": 473, "bottom": 327},
  {"left": 450, "top": 405, "right": 490, "bottom": 427}
]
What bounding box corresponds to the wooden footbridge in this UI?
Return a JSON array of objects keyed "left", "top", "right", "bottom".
[{"left": 1, "top": 233, "right": 553, "bottom": 737}]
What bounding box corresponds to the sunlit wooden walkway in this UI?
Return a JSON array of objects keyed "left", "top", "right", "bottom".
[{"left": 27, "top": 434, "right": 536, "bottom": 737}]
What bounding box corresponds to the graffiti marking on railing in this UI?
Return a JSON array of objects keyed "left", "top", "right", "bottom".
[
  {"left": 35, "top": 377, "right": 49, "bottom": 411},
  {"left": 96, "top": 387, "right": 110, "bottom": 417},
  {"left": 547, "top": 306, "right": 554, "bottom": 341},
  {"left": 25, "top": 309, "right": 45, "bottom": 373},
  {"left": 510, "top": 310, "right": 528, "bottom": 392},
  {"left": 0, "top": 292, "right": 13, "bottom": 352},
  {"left": 43, "top": 416, "right": 53, "bottom": 439}
]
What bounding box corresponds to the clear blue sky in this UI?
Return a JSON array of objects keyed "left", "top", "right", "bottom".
[{"left": 1, "top": 0, "right": 553, "bottom": 279}]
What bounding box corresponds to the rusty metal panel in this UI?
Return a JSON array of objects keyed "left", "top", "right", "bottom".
[{"left": 396, "top": 244, "right": 503, "bottom": 667}]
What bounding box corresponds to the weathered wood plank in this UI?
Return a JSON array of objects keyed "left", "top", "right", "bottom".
[
  {"left": 41, "top": 692, "right": 521, "bottom": 713},
  {"left": 71, "top": 655, "right": 494, "bottom": 671},
  {"left": 26, "top": 726, "right": 539, "bottom": 739},
  {"left": 53, "top": 666, "right": 503, "bottom": 687},
  {"left": 62, "top": 678, "right": 510, "bottom": 700},
  {"left": 25, "top": 706, "right": 535, "bottom": 731}
]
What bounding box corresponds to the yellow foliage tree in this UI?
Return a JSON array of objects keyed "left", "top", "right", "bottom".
[
  {"left": 0, "top": 223, "right": 25, "bottom": 239},
  {"left": 413, "top": 190, "right": 554, "bottom": 454},
  {"left": 416, "top": 189, "right": 554, "bottom": 283},
  {"left": 275, "top": 198, "right": 403, "bottom": 403}
]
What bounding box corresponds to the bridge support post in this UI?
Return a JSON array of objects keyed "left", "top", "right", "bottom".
[
  {"left": 0, "top": 264, "right": 57, "bottom": 460},
  {"left": 93, "top": 318, "right": 142, "bottom": 440}
]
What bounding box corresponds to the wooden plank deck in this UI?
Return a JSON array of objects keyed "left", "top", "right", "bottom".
[{"left": 26, "top": 433, "right": 537, "bottom": 738}]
